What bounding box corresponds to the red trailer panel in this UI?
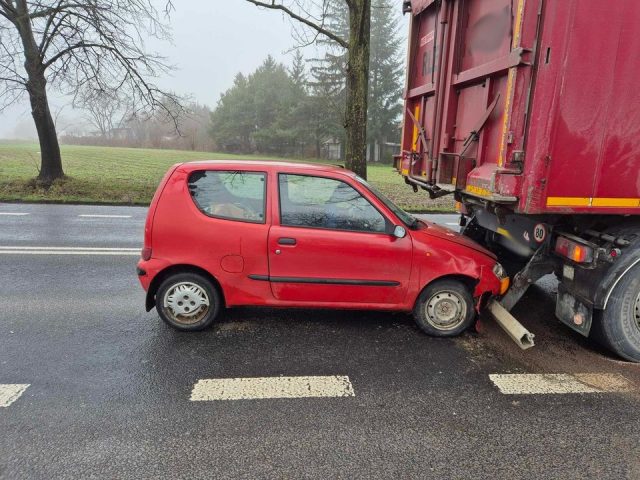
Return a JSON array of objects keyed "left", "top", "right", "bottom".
[
  {"left": 399, "top": 0, "right": 640, "bottom": 214},
  {"left": 399, "top": 0, "right": 640, "bottom": 362}
]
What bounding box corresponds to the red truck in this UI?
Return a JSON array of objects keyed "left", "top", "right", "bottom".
[{"left": 397, "top": 0, "right": 640, "bottom": 361}]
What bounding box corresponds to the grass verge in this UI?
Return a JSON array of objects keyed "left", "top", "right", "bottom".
[{"left": 0, "top": 142, "right": 455, "bottom": 212}]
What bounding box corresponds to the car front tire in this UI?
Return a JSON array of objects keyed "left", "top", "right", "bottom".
[
  {"left": 155, "top": 272, "right": 221, "bottom": 331},
  {"left": 413, "top": 279, "right": 475, "bottom": 337}
]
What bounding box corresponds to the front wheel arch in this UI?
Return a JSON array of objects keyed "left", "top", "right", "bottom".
[
  {"left": 413, "top": 274, "right": 479, "bottom": 309},
  {"left": 146, "top": 264, "right": 225, "bottom": 312}
]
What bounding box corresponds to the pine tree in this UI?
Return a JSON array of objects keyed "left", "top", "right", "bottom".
[
  {"left": 251, "top": 56, "right": 299, "bottom": 154},
  {"left": 289, "top": 50, "right": 307, "bottom": 89},
  {"left": 307, "top": 0, "right": 403, "bottom": 162},
  {"left": 245, "top": 0, "right": 372, "bottom": 178},
  {"left": 209, "top": 72, "right": 253, "bottom": 152},
  {"left": 367, "top": 0, "right": 404, "bottom": 162},
  {"left": 210, "top": 56, "right": 301, "bottom": 156},
  {"left": 307, "top": 0, "right": 350, "bottom": 158}
]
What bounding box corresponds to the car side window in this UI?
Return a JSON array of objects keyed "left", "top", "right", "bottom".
[
  {"left": 189, "top": 170, "right": 266, "bottom": 223},
  {"left": 279, "top": 174, "right": 387, "bottom": 233}
]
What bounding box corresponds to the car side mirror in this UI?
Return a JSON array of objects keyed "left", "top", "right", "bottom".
[{"left": 393, "top": 225, "right": 407, "bottom": 239}]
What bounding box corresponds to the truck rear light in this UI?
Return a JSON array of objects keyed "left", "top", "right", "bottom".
[
  {"left": 141, "top": 247, "right": 152, "bottom": 260},
  {"left": 554, "top": 236, "right": 594, "bottom": 263}
]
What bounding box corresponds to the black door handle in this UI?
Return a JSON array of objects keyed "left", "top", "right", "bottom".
[{"left": 278, "top": 237, "right": 297, "bottom": 245}]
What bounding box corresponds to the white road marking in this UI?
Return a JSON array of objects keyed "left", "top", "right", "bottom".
[
  {"left": 0, "top": 246, "right": 139, "bottom": 256},
  {"left": 190, "top": 375, "right": 355, "bottom": 401},
  {"left": 0, "top": 251, "right": 140, "bottom": 256},
  {"left": 78, "top": 214, "right": 132, "bottom": 218},
  {"left": 0, "top": 384, "right": 30, "bottom": 407},
  {"left": 445, "top": 222, "right": 459, "bottom": 226},
  {"left": 0, "top": 246, "right": 139, "bottom": 251},
  {"left": 0, "top": 212, "right": 29, "bottom": 216},
  {"left": 0, "top": 250, "right": 139, "bottom": 256},
  {"left": 489, "top": 373, "right": 634, "bottom": 395}
]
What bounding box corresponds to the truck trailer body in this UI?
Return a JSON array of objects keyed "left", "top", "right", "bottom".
[{"left": 398, "top": 0, "right": 640, "bottom": 361}]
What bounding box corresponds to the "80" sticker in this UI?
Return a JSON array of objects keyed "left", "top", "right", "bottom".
[{"left": 533, "top": 223, "right": 547, "bottom": 243}]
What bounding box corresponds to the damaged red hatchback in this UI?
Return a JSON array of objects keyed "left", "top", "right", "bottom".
[{"left": 137, "top": 161, "right": 509, "bottom": 336}]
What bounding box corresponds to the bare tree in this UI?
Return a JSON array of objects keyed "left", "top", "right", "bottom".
[
  {"left": 0, "top": 0, "right": 182, "bottom": 184},
  {"left": 75, "top": 89, "right": 125, "bottom": 138},
  {"left": 245, "top": 0, "right": 371, "bottom": 179}
]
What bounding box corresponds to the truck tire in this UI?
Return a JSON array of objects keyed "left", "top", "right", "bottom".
[
  {"left": 413, "top": 280, "right": 475, "bottom": 337},
  {"left": 593, "top": 264, "right": 640, "bottom": 362},
  {"left": 156, "top": 272, "right": 221, "bottom": 331}
]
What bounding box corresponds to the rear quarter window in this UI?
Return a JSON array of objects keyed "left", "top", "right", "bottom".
[{"left": 188, "top": 170, "right": 266, "bottom": 223}]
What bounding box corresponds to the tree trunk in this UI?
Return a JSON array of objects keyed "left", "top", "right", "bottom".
[
  {"left": 14, "top": 0, "right": 64, "bottom": 184},
  {"left": 28, "top": 77, "right": 64, "bottom": 183},
  {"left": 344, "top": 0, "right": 371, "bottom": 179}
]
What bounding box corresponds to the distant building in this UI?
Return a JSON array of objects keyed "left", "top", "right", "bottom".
[
  {"left": 110, "top": 127, "right": 133, "bottom": 140},
  {"left": 322, "top": 138, "right": 342, "bottom": 161}
]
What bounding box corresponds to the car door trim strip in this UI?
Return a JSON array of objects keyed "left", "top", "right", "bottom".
[{"left": 248, "top": 275, "right": 399, "bottom": 287}]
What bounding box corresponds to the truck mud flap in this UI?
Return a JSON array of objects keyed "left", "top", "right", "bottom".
[{"left": 555, "top": 285, "right": 593, "bottom": 337}]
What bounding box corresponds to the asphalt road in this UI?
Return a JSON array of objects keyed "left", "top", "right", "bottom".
[{"left": 1, "top": 203, "right": 639, "bottom": 479}]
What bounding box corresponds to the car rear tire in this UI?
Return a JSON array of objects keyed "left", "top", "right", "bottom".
[
  {"left": 413, "top": 279, "right": 475, "bottom": 337},
  {"left": 155, "top": 273, "right": 221, "bottom": 331},
  {"left": 592, "top": 264, "right": 640, "bottom": 362}
]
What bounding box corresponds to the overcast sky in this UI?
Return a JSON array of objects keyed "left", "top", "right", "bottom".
[{"left": 0, "top": 1, "right": 408, "bottom": 139}]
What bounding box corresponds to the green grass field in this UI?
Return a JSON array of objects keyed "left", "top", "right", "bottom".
[{"left": 0, "top": 141, "right": 455, "bottom": 212}]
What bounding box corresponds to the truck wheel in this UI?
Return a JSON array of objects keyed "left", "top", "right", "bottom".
[
  {"left": 413, "top": 280, "right": 475, "bottom": 337},
  {"left": 156, "top": 273, "right": 221, "bottom": 331},
  {"left": 593, "top": 264, "right": 640, "bottom": 362}
]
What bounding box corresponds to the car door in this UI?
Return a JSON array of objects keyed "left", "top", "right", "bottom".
[{"left": 267, "top": 172, "right": 413, "bottom": 306}]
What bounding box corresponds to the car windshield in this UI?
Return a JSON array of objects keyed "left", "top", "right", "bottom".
[{"left": 355, "top": 176, "right": 418, "bottom": 229}]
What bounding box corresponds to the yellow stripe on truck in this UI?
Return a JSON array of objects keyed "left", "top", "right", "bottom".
[
  {"left": 497, "top": 0, "right": 525, "bottom": 168},
  {"left": 546, "top": 197, "right": 591, "bottom": 207},
  {"left": 591, "top": 198, "right": 640, "bottom": 207},
  {"left": 465, "top": 185, "right": 493, "bottom": 197},
  {"left": 412, "top": 105, "right": 420, "bottom": 151},
  {"left": 547, "top": 197, "right": 640, "bottom": 208}
]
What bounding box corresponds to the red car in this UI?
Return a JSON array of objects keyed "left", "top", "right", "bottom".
[{"left": 137, "top": 161, "right": 509, "bottom": 336}]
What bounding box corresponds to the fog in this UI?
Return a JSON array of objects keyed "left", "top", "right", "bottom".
[{"left": 0, "top": 1, "right": 340, "bottom": 139}]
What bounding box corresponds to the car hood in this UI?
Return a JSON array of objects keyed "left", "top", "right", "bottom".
[{"left": 415, "top": 219, "right": 497, "bottom": 259}]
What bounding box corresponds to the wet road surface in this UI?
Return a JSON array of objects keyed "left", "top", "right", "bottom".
[{"left": 1, "top": 203, "right": 639, "bottom": 479}]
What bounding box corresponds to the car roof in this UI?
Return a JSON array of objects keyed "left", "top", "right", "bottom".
[{"left": 177, "top": 160, "right": 356, "bottom": 177}]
